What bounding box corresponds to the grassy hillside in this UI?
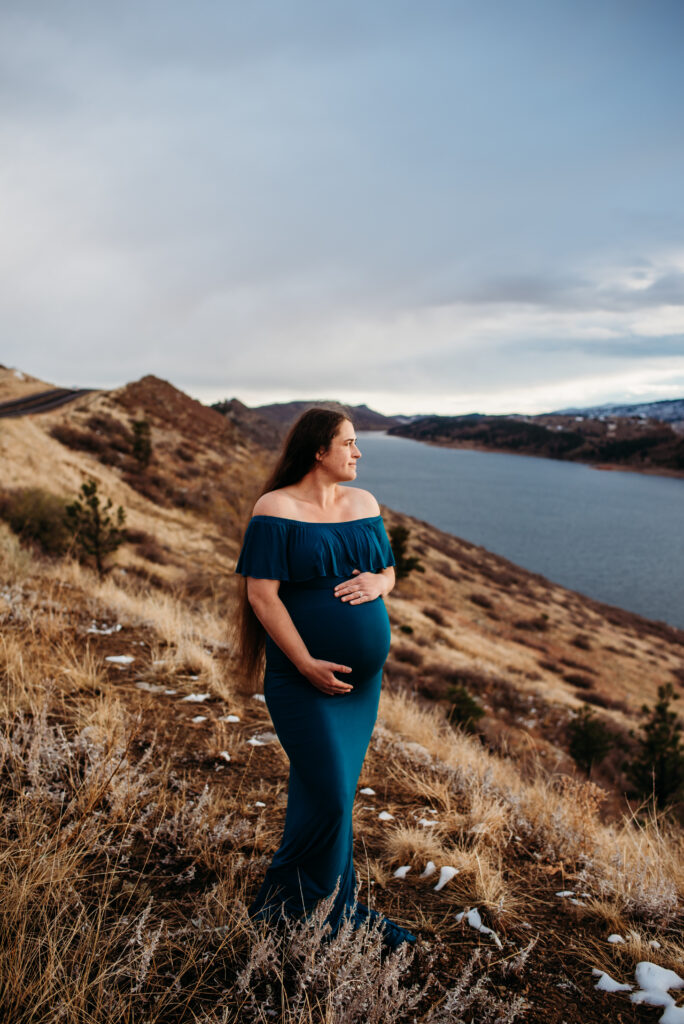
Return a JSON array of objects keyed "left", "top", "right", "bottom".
[
  {"left": 1, "top": 376, "right": 683, "bottom": 1023},
  {"left": 0, "top": 364, "right": 54, "bottom": 401}
]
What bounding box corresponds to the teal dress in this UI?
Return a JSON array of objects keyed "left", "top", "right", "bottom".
[{"left": 235, "top": 514, "right": 416, "bottom": 949}]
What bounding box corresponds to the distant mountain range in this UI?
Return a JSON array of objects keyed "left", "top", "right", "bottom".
[
  {"left": 211, "top": 398, "right": 402, "bottom": 447},
  {"left": 551, "top": 397, "right": 684, "bottom": 424},
  {"left": 211, "top": 394, "right": 684, "bottom": 475}
]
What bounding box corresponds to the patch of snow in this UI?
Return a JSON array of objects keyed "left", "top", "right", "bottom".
[
  {"left": 255, "top": 801, "right": 266, "bottom": 808},
  {"left": 417, "top": 817, "right": 438, "bottom": 827},
  {"left": 593, "top": 960, "right": 684, "bottom": 1021},
  {"left": 592, "top": 968, "right": 632, "bottom": 993},
  {"left": 135, "top": 682, "right": 165, "bottom": 693},
  {"left": 87, "top": 621, "right": 122, "bottom": 635},
  {"left": 252, "top": 693, "right": 266, "bottom": 702},
  {"left": 359, "top": 786, "right": 376, "bottom": 795},
  {"left": 219, "top": 751, "right": 231, "bottom": 762},
  {"left": 181, "top": 693, "right": 211, "bottom": 703},
  {"left": 253, "top": 731, "right": 278, "bottom": 743},
  {"left": 393, "top": 865, "right": 412, "bottom": 879},
  {"left": 455, "top": 907, "right": 503, "bottom": 949},
  {"left": 105, "top": 655, "right": 134, "bottom": 664},
  {"left": 555, "top": 890, "right": 575, "bottom": 897},
  {"left": 191, "top": 716, "right": 207, "bottom": 724},
  {"left": 650, "top": 940, "right": 662, "bottom": 949},
  {"left": 378, "top": 811, "right": 394, "bottom": 821},
  {"left": 569, "top": 898, "right": 585, "bottom": 906},
  {"left": 631, "top": 990, "right": 676, "bottom": 1009},
  {"left": 247, "top": 738, "right": 265, "bottom": 746},
  {"left": 164, "top": 689, "right": 177, "bottom": 695},
  {"left": 634, "top": 963, "right": 684, "bottom": 994},
  {"left": 434, "top": 866, "right": 459, "bottom": 892},
  {"left": 608, "top": 934, "right": 626, "bottom": 944},
  {"left": 420, "top": 861, "right": 436, "bottom": 878},
  {"left": 219, "top": 714, "right": 240, "bottom": 723}
]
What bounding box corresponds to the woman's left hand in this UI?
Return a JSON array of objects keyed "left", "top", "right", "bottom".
[{"left": 334, "top": 570, "right": 386, "bottom": 605}]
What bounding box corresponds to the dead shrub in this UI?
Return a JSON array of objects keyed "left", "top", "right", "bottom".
[
  {"left": 564, "top": 673, "right": 594, "bottom": 690},
  {"left": 581, "top": 691, "right": 629, "bottom": 713},
  {"left": 175, "top": 443, "right": 197, "bottom": 462},
  {"left": 392, "top": 644, "right": 423, "bottom": 667},
  {"left": 423, "top": 606, "right": 446, "bottom": 627},
  {"left": 122, "top": 470, "right": 169, "bottom": 506},
  {"left": 135, "top": 534, "right": 171, "bottom": 565},
  {"left": 560, "top": 656, "right": 596, "bottom": 674},
  {"left": 513, "top": 616, "right": 549, "bottom": 632},
  {"left": 0, "top": 487, "right": 72, "bottom": 556},
  {"left": 49, "top": 422, "right": 109, "bottom": 455}
]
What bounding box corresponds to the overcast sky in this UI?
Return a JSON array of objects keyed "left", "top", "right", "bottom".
[{"left": 1, "top": 0, "right": 683, "bottom": 415}]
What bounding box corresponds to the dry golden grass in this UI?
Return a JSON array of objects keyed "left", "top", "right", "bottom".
[
  {"left": 42, "top": 558, "right": 235, "bottom": 700},
  {"left": 1, "top": 391, "right": 683, "bottom": 1022},
  {"left": 0, "top": 655, "right": 523, "bottom": 1023},
  {"left": 465, "top": 792, "right": 514, "bottom": 848},
  {"left": 382, "top": 824, "right": 451, "bottom": 867},
  {"left": 376, "top": 688, "right": 684, "bottom": 929},
  {"left": 0, "top": 521, "right": 35, "bottom": 584}
]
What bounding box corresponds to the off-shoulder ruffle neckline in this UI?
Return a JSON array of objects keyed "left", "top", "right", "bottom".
[{"left": 250, "top": 514, "right": 382, "bottom": 527}]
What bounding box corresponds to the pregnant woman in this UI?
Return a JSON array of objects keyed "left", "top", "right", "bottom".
[{"left": 234, "top": 407, "right": 416, "bottom": 951}]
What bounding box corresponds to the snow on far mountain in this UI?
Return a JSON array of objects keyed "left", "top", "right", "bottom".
[{"left": 551, "top": 398, "right": 684, "bottom": 424}]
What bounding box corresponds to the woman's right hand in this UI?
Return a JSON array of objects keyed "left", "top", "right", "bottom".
[{"left": 299, "top": 658, "right": 354, "bottom": 695}]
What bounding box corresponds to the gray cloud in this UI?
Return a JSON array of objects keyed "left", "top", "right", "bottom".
[{"left": 1, "top": 0, "right": 683, "bottom": 412}]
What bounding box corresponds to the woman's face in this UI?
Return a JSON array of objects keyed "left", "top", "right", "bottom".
[{"left": 317, "top": 419, "right": 361, "bottom": 481}]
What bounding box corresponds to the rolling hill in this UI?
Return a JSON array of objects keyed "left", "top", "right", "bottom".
[{"left": 1, "top": 371, "right": 682, "bottom": 1023}]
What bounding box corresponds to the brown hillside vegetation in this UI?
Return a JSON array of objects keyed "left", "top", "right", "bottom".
[{"left": 1, "top": 375, "right": 683, "bottom": 1023}]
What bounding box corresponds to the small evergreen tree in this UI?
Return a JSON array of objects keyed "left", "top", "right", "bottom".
[
  {"left": 389, "top": 525, "right": 425, "bottom": 581},
  {"left": 568, "top": 705, "right": 615, "bottom": 776},
  {"left": 625, "top": 683, "right": 684, "bottom": 806},
  {"left": 65, "top": 479, "right": 126, "bottom": 576},
  {"left": 132, "top": 419, "right": 152, "bottom": 468},
  {"left": 446, "top": 683, "right": 485, "bottom": 733}
]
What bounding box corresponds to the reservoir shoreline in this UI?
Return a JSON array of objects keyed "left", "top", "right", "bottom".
[
  {"left": 401, "top": 435, "right": 684, "bottom": 481},
  {"left": 353, "top": 431, "right": 684, "bottom": 630}
]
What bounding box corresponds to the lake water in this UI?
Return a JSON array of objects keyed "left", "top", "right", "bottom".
[{"left": 350, "top": 431, "right": 684, "bottom": 631}]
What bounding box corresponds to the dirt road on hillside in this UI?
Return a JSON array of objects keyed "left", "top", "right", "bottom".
[{"left": 0, "top": 387, "right": 96, "bottom": 418}]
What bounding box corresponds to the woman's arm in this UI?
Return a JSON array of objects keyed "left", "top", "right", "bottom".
[{"left": 246, "top": 578, "right": 354, "bottom": 695}]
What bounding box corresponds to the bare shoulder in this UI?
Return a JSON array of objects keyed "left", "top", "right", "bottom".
[
  {"left": 349, "top": 487, "right": 381, "bottom": 517},
  {"left": 252, "top": 490, "right": 294, "bottom": 517}
]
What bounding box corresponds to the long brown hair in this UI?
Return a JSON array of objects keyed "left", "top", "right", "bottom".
[{"left": 234, "top": 406, "right": 352, "bottom": 690}]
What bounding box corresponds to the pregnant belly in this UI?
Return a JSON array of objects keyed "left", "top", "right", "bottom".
[{"left": 266, "top": 576, "right": 391, "bottom": 683}]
